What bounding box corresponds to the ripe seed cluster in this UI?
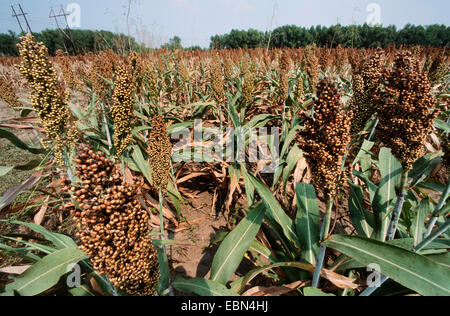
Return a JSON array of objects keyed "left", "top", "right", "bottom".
[
  {"left": 0, "top": 77, "right": 21, "bottom": 109},
  {"left": 210, "top": 57, "right": 225, "bottom": 102},
  {"left": 148, "top": 116, "right": 172, "bottom": 190},
  {"left": 89, "top": 50, "right": 116, "bottom": 102},
  {"left": 349, "top": 49, "right": 385, "bottom": 135},
  {"left": 128, "top": 51, "right": 145, "bottom": 95},
  {"left": 442, "top": 134, "right": 450, "bottom": 172},
  {"left": 111, "top": 64, "right": 135, "bottom": 156},
  {"left": 278, "top": 52, "right": 290, "bottom": 102},
  {"left": 55, "top": 49, "right": 80, "bottom": 91},
  {"left": 377, "top": 51, "right": 439, "bottom": 170},
  {"left": 294, "top": 77, "right": 304, "bottom": 104},
  {"left": 144, "top": 60, "right": 159, "bottom": 102},
  {"left": 297, "top": 77, "right": 353, "bottom": 198},
  {"left": 303, "top": 44, "right": 319, "bottom": 95},
  {"left": 241, "top": 57, "right": 256, "bottom": 107},
  {"left": 16, "top": 34, "right": 76, "bottom": 165},
  {"left": 64, "top": 146, "right": 159, "bottom": 296},
  {"left": 427, "top": 51, "right": 448, "bottom": 87}
]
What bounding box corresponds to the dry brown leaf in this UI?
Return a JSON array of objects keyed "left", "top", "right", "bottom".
[
  {"left": 177, "top": 172, "right": 210, "bottom": 184},
  {"left": 0, "top": 124, "right": 44, "bottom": 132},
  {"left": 123, "top": 167, "right": 134, "bottom": 185},
  {"left": 145, "top": 193, "right": 178, "bottom": 226},
  {"left": 33, "top": 196, "right": 50, "bottom": 225},
  {"left": 88, "top": 275, "right": 108, "bottom": 296},
  {"left": 243, "top": 280, "right": 307, "bottom": 297},
  {"left": 0, "top": 265, "right": 31, "bottom": 275}
]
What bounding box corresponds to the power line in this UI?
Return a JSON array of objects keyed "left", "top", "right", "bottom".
[
  {"left": 49, "top": 5, "right": 77, "bottom": 54},
  {"left": 11, "top": 4, "right": 33, "bottom": 34}
]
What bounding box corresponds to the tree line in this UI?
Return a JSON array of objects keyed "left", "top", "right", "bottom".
[
  {"left": 1, "top": 23, "right": 448, "bottom": 56},
  {"left": 210, "top": 24, "right": 450, "bottom": 49},
  {"left": 0, "top": 29, "right": 140, "bottom": 56}
]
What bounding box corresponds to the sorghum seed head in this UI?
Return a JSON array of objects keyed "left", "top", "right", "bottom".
[{"left": 297, "top": 77, "right": 353, "bottom": 199}]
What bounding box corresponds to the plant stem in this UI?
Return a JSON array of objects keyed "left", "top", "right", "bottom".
[
  {"left": 322, "top": 198, "right": 334, "bottom": 240},
  {"left": 414, "top": 218, "right": 450, "bottom": 252},
  {"left": 386, "top": 170, "right": 409, "bottom": 241},
  {"left": 368, "top": 118, "right": 379, "bottom": 142},
  {"left": 158, "top": 188, "right": 165, "bottom": 240},
  {"left": 361, "top": 219, "right": 450, "bottom": 296},
  {"left": 158, "top": 188, "right": 173, "bottom": 296},
  {"left": 101, "top": 103, "right": 112, "bottom": 150},
  {"left": 425, "top": 182, "right": 450, "bottom": 238},
  {"left": 312, "top": 198, "right": 334, "bottom": 288}
]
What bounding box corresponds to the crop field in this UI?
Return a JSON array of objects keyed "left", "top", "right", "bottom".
[{"left": 0, "top": 34, "right": 449, "bottom": 297}]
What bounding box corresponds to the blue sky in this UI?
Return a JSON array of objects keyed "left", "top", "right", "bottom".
[{"left": 1, "top": 0, "right": 449, "bottom": 48}]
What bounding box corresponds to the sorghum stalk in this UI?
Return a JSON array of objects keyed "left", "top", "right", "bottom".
[
  {"left": 312, "top": 198, "right": 334, "bottom": 288},
  {"left": 386, "top": 170, "right": 409, "bottom": 241},
  {"left": 297, "top": 77, "right": 353, "bottom": 288},
  {"left": 378, "top": 51, "right": 439, "bottom": 240}
]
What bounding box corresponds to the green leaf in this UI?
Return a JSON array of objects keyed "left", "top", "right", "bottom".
[
  {"left": 434, "top": 119, "right": 450, "bottom": 134},
  {"left": 2, "top": 236, "right": 55, "bottom": 255},
  {"left": 156, "top": 247, "right": 170, "bottom": 293},
  {"left": 248, "top": 173, "right": 300, "bottom": 248},
  {"left": 0, "top": 173, "right": 42, "bottom": 211},
  {"left": 131, "top": 145, "right": 152, "bottom": 185},
  {"left": 0, "top": 243, "right": 41, "bottom": 262},
  {"left": 2, "top": 220, "right": 77, "bottom": 249},
  {"left": 295, "top": 183, "right": 320, "bottom": 264},
  {"left": 348, "top": 183, "right": 375, "bottom": 238},
  {"left": 244, "top": 114, "right": 277, "bottom": 129},
  {"left": 240, "top": 164, "right": 255, "bottom": 206},
  {"left": 410, "top": 199, "right": 433, "bottom": 247},
  {"left": 373, "top": 148, "right": 402, "bottom": 241},
  {"left": 0, "top": 128, "right": 46, "bottom": 155},
  {"left": 3, "top": 248, "right": 88, "bottom": 296},
  {"left": 303, "top": 287, "right": 335, "bottom": 296},
  {"left": 0, "top": 166, "right": 14, "bottom": 177},
  {"left": 282, "top": 145, "right": 303, "bottom": 188},
  {"left": 210, "top": 203, "right": 265, "bottom": 285},
  {"left": 172, "top": 278, "right": 239, "bottom": 296},
  {"left": 409, "top": 152, "right": 443, "bottom": 188},
  {"left": 248, "top": 241, "right": 276, "bottom": 263},
  {"left": 352, "top": 140, "right": 375, "bottom": 166},
  {"left": 353, "top": 170, "right": 378, "bottom": 203},
  {"left": 427, "top": 253, "right": 450, "bottom": 269},
  {"left": 69, "top": 285, "right": 96, "bottom": 296},
  {"left": 324, "top": 235, "right": 450, "bottom": 296}
]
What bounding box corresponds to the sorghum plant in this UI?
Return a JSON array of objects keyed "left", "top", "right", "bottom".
[
  {"left": 111, "top": 64, "right": 135, "bottom": 156},
  {"left": 147, "top": 115, "right": 172, "bottom": 191},
  {"left": 65, "top": 146, "right": 159, "bottom": 296},
  {"left": 377, "top": 51, "right": 439, "bottom": 171},
  {"left": 297, "top": 77, "right": 353, "bottom": 200},
  {"left": 16, "top": 33, "right": 77, "bottom": 165},
  {"left": 0, "top": 77, "right": 21, "bottom": 109}
]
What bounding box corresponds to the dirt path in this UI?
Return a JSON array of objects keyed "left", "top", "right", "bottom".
[{"left": 168, "top": 190, "right": 229, "bottom": 280}]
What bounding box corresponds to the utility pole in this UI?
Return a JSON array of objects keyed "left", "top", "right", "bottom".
[
  {"left": 11, "top": 4, "right": 33, "bottom": 34},
  {"left": 49, "top": 5, "right": 77, "bottom": 55}
]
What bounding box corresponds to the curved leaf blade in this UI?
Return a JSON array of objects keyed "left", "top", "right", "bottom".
[
  {"left": 3, "top": 248, "right": 87, "bottom": 296},
  {"left": 210, "top": 203, "right": 265, "bottom": 284},
  {"left": 324, "top": 235, "right": 450, "bottom": 296},
  {"left": 248, "top": 173, "right": 300, "bottom": 248},
  {"left": 2, "top": 220, "right": 77, "bottom": 249},
  {"left": 173, "top": 277, "right": 239, "bottom": 296},
  {"left": 295, "top": 183, "right": 320, "bottom": 264}
]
